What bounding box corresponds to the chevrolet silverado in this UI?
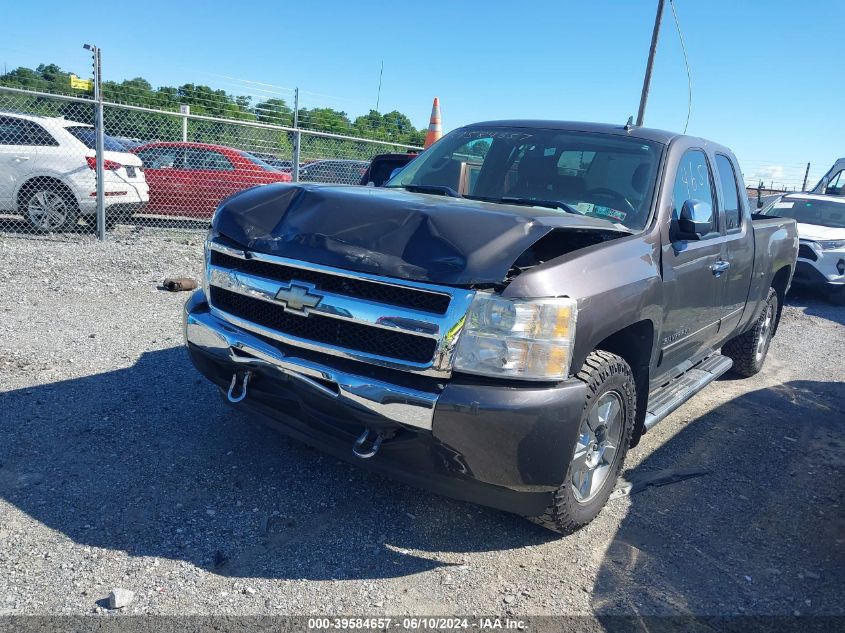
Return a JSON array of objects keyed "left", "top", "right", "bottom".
[{"left": 184, "top": 120, "right": 798, "bottom": 533}]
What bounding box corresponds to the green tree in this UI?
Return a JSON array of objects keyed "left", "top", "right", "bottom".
[
  {"left": 255, "top": 98, "right": 293, "bottom": 126},
  {"left": 298, "top": 107, "right": 352, "bottom": 134},
  {"left": 0, "top": 62, "right": 424, "bottom": 157}
]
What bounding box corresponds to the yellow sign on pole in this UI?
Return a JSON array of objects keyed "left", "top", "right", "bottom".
[{"left": 70, "top": 74, "right": 93, "bottom": 91}]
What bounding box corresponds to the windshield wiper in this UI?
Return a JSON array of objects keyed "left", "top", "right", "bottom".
[
  {"left": 467, "top": 195, "right": 579, "bottom": 215},
  {"left": 392, "top": 184, "right": 462, "bottom": 198}
]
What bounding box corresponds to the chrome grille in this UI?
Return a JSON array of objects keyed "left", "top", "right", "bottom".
[
  {"left": 209, "top": 250, "right": 451, "bottom": 313},
  {"left": 205, "top": 239, "right": 475, "bottom": 376},
  {"left": 210, "top": 287, "right": 438, "bottom": 363}
]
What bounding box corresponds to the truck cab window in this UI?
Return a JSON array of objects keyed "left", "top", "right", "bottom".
[
  {"left": 826, "top": 170, "right": 845, "bottom": 195},
  {"left": 715, "top": 154, "right": 742, "bottom": 231},
  {"left": 673, "top": 149, "right": 717, "bottom": 232}
]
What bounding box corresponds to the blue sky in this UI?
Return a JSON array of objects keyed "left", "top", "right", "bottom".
[{"left": 1, "top": 0, "right": 842, "bottom": 188}]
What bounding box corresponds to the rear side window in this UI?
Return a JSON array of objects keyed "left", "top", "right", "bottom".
[
  {"left": 673, "top": 149, "right": 717, "bottom": 229},
  {"left": 0, "top": 117, "right": 58, "bottom": 146},
  {"left": 715, "top": 154, "right": 742, "bottom": 231},
  {"left": 65, "top": 125, "right": 127, "bottom": 152},
  {"left": 136, "top": 146, "right": 182, "bottom": 169},
  {"left": 185, "top": 149, "right": 234, "bottom": 171}
]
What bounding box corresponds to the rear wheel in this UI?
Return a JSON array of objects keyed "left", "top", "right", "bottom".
[
  {"left": 528, "top": 350, "right": 635, "bottom": 535},
  {"left": 723, "top": 288, "right": 778, "bottom": 377},
  {"left": 21, "top": 184, "right": 79, "bottom": 232}
]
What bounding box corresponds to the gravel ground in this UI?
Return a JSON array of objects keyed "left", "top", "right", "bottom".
[{"left": 0, "top": 230, "right": 843, "bottom": 618}]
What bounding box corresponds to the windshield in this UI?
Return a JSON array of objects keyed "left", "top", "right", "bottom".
[
  {"left": 386, "top": 126, "right": 663, "bottom": 230},
  {"left": 65, "top": 125, "right": 127, "bottom": 152},
  {"left": 765, "top": 197, "right": 845, "bottom": 229}
]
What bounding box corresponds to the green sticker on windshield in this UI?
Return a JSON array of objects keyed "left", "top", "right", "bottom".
[{"left": 576, "top": 202, "right": 627, "bottom": 221}]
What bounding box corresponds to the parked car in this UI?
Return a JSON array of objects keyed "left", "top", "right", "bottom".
[
  {"left": 249, "top": 152, "right": 303, "bottom": 173},
  {"left": 811, "top": 157, "right": 845, "bottom": 196},
  {"left": 761, "top": 193, "right": 845, "bottom": 304},
  {"left": 360, "top": 152, "right": 418, "bottom": 187},
  {"left": 131, "top": 142, "right": 292, "bottom": 218},
  {"left": 0, "top": 111, "right": 149, "bottom": 231},
  {"left": 113, "top": 136, "right": 149, "bottom": 151},
  {"left": 184, "top": 120, "right": 798, "bottom": 534},
  {"left": 299, "top": 159, "right": 369, "bottom": 184}
]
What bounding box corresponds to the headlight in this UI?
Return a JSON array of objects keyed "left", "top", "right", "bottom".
[
  {"left": 454, "top": 293, "right": 577, "bottom": 380},
  {"left": 818, "top": 239, "right": 845, "bottom": 250}
]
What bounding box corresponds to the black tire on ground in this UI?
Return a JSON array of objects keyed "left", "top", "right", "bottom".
[
  {"left": 528, "top": 350, "right": 636, "bottom": 535},
  {"left": 20, "top": 181, "right": 80, "bottom": 233},
  {"left": 723, "top": 287, "right": 778, "bottom": 377}
]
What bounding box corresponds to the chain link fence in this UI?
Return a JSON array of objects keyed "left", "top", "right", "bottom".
[{"left": 0, "top": 86, "right": 420, "bottom": 237}]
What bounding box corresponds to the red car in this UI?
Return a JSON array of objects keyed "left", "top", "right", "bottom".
[{"left": 131, "top": 142, "right": 292, "bottom": 218}]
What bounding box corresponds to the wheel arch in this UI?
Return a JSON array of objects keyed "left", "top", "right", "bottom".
[
  {"left": 593, "top": 319, "right": 655, "bottom": 447},
  {"left": 769, "top": 265, "right": 791, "bottom": 336},
  {"left": 16, "top": 176, "right": 80, "bottom": 210}
]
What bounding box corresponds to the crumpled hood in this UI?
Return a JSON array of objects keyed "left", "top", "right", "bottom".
[{"left": 212, "top": 183, "right": 627, "bottom": 285}]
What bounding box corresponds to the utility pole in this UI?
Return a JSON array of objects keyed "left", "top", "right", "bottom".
[
  {"left": 636, "top": 0, "right": 665, "bottom": 127},
  {"left": 801, "top": 162, "right": 810, "bottom": 191},
  {"left": 292, "top": 87, "right": 301, "bottom": 183},
  {"left": 84, "top": 44, "right": 105, "bottom": 240}
]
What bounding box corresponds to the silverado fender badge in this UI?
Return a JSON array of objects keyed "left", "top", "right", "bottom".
[
  {"left": 662, "top": 328, "right": 689, "bottom": 346},
  {"left": 274, "top": 283, "right": 323, "bottom": 315}
]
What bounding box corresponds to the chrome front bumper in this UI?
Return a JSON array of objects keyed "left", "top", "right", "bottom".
[{"left": 184, "top": 295, "right": 439, "bottom": 430}]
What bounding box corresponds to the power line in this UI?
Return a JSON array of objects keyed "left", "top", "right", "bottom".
[{"left": 669, "top": 0, "right": 692, "bottom": 134}]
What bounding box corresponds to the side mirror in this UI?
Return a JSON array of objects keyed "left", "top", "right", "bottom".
[{"left": 671, "top": 199, "right": 714, "bottom": 241}]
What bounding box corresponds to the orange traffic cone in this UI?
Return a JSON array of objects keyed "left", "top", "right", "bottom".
[{"left": 424, "top": 97, "right": 442, "bottom": 149}]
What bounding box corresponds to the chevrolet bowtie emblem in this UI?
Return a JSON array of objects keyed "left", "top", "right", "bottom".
[{"left": 274, "top": 283, "right": 322, "bottom": 315}]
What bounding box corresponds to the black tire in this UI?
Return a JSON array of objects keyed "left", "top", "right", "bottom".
[
  {"left": 20, "top": 181, "right": 80, "bottom": 233},
  {"left": 528, "top": 350, "right": 636, "bottom": 535},
  {"left": 723, "top": 288, "right": 778, "bottom": 377}
]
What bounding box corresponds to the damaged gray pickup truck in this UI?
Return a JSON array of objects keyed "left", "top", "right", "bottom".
[{"left": 184, "top": 121, "right": 798, "bottom": 533}]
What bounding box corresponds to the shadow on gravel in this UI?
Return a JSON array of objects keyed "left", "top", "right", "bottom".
[
  {"left": 592, "top": 379, "right": 845, "bottom": 617},
  {"left": 0, "top": 347, "right": 548, "bottom": 582},
  {"left": 0, "top": 216, "right": 91, "bottom": 239},
  {"left": 784, "top": 287, "right": 844, "bottom": 326},
  {"left": 0, "top": 215, "right": 208, "bottom": 237}
]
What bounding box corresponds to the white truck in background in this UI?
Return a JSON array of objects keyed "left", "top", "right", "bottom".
[{"left": 812, "top": 158, "right": 845, "bottom": 196}]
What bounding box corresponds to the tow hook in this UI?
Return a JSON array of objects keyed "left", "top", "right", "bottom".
[
  {"left": 352, "top": 428, "right": 384, "bottom": 459},
  {"left": 227, "top": 370, "right": 252, "bottom": 403}
]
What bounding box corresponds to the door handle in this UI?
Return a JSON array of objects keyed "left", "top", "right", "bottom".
[
  {"left": 709, "top": 260, "right": 731, "bottom": 277},
  {"left": 13, "top": 156, "right": 30, "bottom": 161}
]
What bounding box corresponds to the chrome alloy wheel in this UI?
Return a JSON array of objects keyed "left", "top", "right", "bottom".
[
  {"left": 27, "top": 190, "right": 69, "bottom": 231},
  {"left": 571, "top": 391, "right": 624, "bottom": 503},
  {"left": 756, "top": 302, "right": 774, "bottom": 363}
]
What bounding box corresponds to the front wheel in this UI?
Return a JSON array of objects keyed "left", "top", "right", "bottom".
[
  {"left": 723, "top": 287, "right": 778, "bottom": 377},
  {"left": 528, "top": 350, "right": 635, "bottom": 535}
]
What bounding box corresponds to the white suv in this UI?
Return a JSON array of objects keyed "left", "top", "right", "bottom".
[
  {"left": 764, "top": 193, "right": 845, "bottom": 304},
  {"left": 0, "top": 111, "right": 149, "bottom": 232}
]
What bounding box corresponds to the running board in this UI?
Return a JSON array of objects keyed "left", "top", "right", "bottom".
[{"left": 644, "top": 354, "right": 733, "bottom": 431}]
